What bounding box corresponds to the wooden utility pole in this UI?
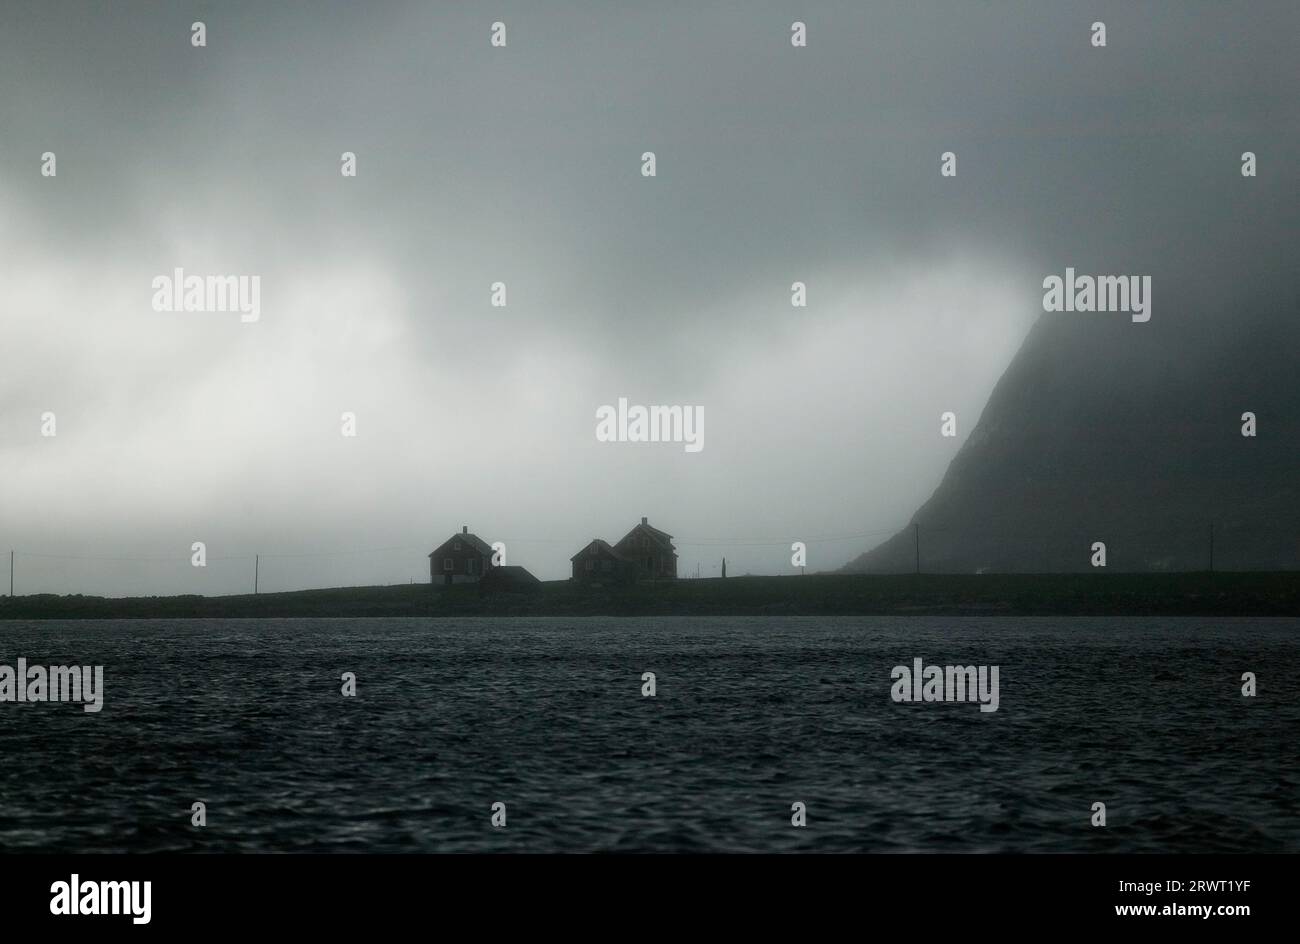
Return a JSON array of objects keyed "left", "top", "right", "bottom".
[
  {"left": 8, "top": 550, "right": 12, "bottom": 597},
  {"left": 914, "top": 524, "right": 920, "bottom": 575},
  {"left": 254, "top": 555, "right": 259, "bottom": 595}
]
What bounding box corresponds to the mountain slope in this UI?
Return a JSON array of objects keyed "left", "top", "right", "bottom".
[{"left": 843, "top": 305, "right": 1300, "bottom": 573}]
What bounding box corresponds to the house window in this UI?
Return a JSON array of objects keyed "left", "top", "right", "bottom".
[
  {"left": 467, "top": 558, "right": 476, "bottom": 575},
  {"left": 585, "top": 560, "right": 595, "bottom": 572},
  {"left": 454, "top": 541, "right": 461, "bottom": 551},
  {"left": 602, "top": 560, "right": 612, "bottom": 572},
  {"left": 443, "top": 558, "right": 454, "bottom": 571}
]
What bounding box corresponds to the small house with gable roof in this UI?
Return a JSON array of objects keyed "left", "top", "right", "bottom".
[
  {"left": 611, "top": 517, "right": 678, "bottom": 580},
  {"left": 429, "top": 525, "right": 495, "bottom": 586},
  {"left": 570, "top": 538, "right": 636, "bottom": 584}
]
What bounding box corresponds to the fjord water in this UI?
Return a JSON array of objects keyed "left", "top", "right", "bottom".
[{"left": 0, "top": 617, "right": 1295, "bottom": 853}]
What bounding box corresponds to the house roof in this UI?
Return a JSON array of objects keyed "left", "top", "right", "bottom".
[
  {"left": 638, "top": 521, "right": 674, "bottom": 543},
  {"left": 570, "top": 538, "right": 630, "bottom": 562},
  {"left": 615, "top": 520, "right": 676, "bottom": 553},
  {"left": 428, "top": 531, "right": 493, "bottom": 557}
]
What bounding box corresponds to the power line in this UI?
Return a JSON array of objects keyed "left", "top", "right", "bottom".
[
  {"left": 6, "top": 528, "right": 910, "bottom": 564},
  {"left": 9, "top": 545, "right": 428, "bottom": 563},
  {"left": 496, "top": 526, "right": 908, "bottom": 548}
]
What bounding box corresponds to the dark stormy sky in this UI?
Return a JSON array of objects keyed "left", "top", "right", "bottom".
[{"left": 0, "top": 1, "right": 1295, "bottom": 592}]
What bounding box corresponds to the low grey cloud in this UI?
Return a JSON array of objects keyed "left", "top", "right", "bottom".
[{"left": 1, "top": 1, "right": 1295, "bottom": 591}]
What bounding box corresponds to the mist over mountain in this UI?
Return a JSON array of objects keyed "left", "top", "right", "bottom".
[{"left": 844, "top": 277, "right": 1300, "bottom": 574}]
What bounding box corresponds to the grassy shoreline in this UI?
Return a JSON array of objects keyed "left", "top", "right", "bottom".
[{"left": 2, "top": 572, "right": 1298, "bottom": 619}]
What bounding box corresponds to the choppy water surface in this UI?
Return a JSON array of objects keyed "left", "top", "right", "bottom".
[{"left": 0, "top": 617, "right": 1295, "bottom": 853}]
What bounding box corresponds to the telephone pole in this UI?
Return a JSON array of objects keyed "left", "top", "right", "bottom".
[
  {"left": 914, "top": 524, "right": 920, "bottom": 575},
  {"left": 8, "top": 550, "right": 12, "bottom": 597},
  {"left": 254, "top": 555, "right": 259, "bottom": 595}
]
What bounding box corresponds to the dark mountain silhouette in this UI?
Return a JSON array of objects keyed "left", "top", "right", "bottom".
[{"left": 844, "top": 296, "right": 1300, "bottom": 573}]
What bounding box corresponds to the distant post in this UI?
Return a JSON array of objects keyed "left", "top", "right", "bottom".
[
  {"left": 255, "top": 555, "right": 259, "bottom": 595},
  {"left": 8, "top": 550, "right": 12, "bottom": 597},
  {"left": 914, "top": 524, "right": 920, "bottom": 575}
]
